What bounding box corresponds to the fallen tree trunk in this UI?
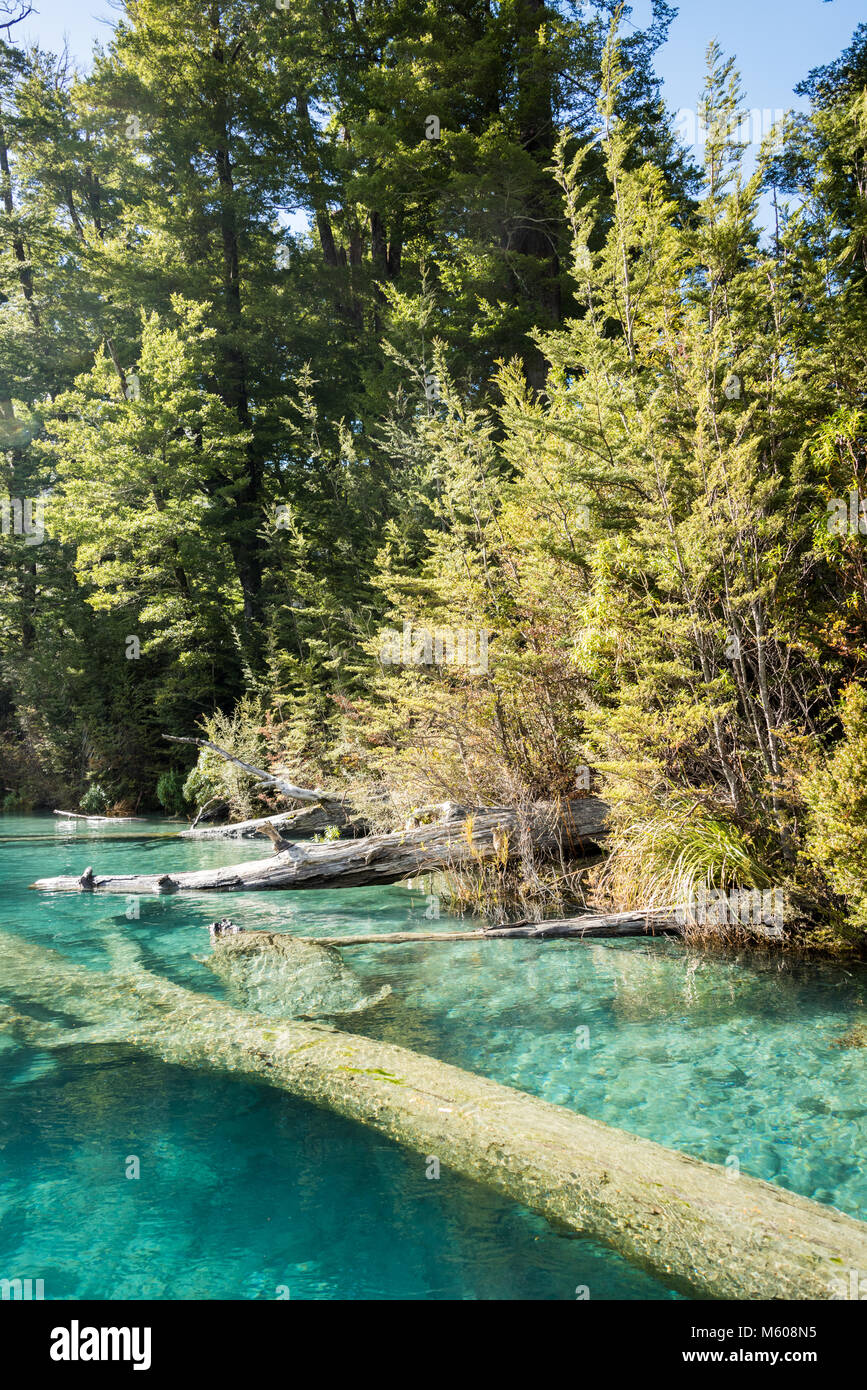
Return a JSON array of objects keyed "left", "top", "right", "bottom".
[
  {"left": 164, "top": 734, "right": 339, "bottom": 806},
  {"left": 0, "top": 928, "right": 863, "bottom": 1300},
  {"left": 54, "top": 810, "right": 145, "bottom": 823},
  {"left": 31, "top": 799, "right": 609, "bottom": 895},
  {"left": 273, "top": 902, "right": 788, "bottom": 947},
  {"left": 179, "top": 806, "right": 353, "bottom": 840},
  {"left": 244, "top": 908, "right": 681, "bottom": 947},
  {"left": 239, "top": 901, "right": 788, "bottom": 948},
  {"left": 179, "top": 799, "right": 466, "bottom": 840}
]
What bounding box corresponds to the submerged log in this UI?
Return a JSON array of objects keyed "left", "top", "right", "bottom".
[
  {"left": 0, "top": 928, "right": 864, "bottom": 1300},
  {"left": 31, "top": 799, "right": 609, "bottom": 895},
  {"left": 202, "top": 931, "right": 392, "bottom": 1017}
]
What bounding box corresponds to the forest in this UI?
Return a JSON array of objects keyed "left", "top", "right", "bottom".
[{"left": 2, "top": 0, "right": 867, "bottom": 950}]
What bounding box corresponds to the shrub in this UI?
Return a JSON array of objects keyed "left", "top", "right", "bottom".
[
  {"left": 1, "top": 789, "right": 35, "bottom": 812},
  {"left": 180, "top": 698, "right": 273, "bottom": 822},
  {"left": 313, "top": 824, "right": 342, "bottom": 842},
  {"left": 80, "top": 783, "right": 109, "bottom": 815},
  {"left": 801, "top": 683, "right": 867, "bottom": 933},
  {"left": 155, "top": 769, "right": 188, "bottom": 817}
]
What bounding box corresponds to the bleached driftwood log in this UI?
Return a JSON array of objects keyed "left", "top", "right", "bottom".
[
  {"left": 273, "top": 902, "right": 790, "bottom": 948},
  {"left": 180, "top": 799, "right": 467, "bottom": 840},
  {"left": 0, "top": 928, "right": 863, "bottom": 1301},
  {"left": 54, "top": 810, "right": 145, "bottom": 823},
  {"left": 179, "top": 807, "right": 345, "bottom": 839},
  {"left": 164, "top": 735, "right": 340, "bottom": 806},
  {"left": 238, "top": 899, "right": 788, "bottom": 949},
  {"left": 32, "top": 799, "right": 608, "bottom": 895},
  {"left": 254, "top": 907, "right": 681, "bottom": 946}
]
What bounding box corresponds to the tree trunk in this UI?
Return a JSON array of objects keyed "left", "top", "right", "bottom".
[
  {"left": 0, "top": 124, "right": 40, "bottom": 328},
  {"left": 509, "top": 0, "right": 561, "bottom": 390},
  {"left": 209, "top": 12, "right": 265, "bottom": 648}
]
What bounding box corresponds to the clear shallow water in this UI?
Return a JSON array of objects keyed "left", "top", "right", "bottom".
[{"left": 0, "top": 813, "right": 864, "bottom": 1299}]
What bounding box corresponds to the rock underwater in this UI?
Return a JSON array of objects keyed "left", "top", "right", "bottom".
[{"left": 201, "top": 931, "right": 391, "bottom": 1020}]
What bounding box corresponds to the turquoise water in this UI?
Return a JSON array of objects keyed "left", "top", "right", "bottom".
[{"left": 1, "top": 814, "right": 865, "bottom": 1299}]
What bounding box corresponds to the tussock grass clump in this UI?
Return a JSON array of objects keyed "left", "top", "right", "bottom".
[{"left": 593, "top": 793, "right": 774, "bottom": 915}]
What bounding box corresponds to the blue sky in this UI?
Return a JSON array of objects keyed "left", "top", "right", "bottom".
[{"left": 637, "top": 0, "right": 864, "bottom": 122}]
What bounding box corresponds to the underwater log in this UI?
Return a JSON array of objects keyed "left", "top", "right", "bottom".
[
  {"left": 0, "top": 929, "right": 864, "bottom": 1301},
  {"left": 201, "top": 930, "right": 392, "bottom": 1017}
]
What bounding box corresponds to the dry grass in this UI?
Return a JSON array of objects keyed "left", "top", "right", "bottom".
[{"left": 593, "top": 795, "right": 773, "bottom": 913}]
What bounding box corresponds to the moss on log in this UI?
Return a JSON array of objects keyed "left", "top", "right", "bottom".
[{"left": 0, "top": 929, "right": 864, "bottom": 1300}]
